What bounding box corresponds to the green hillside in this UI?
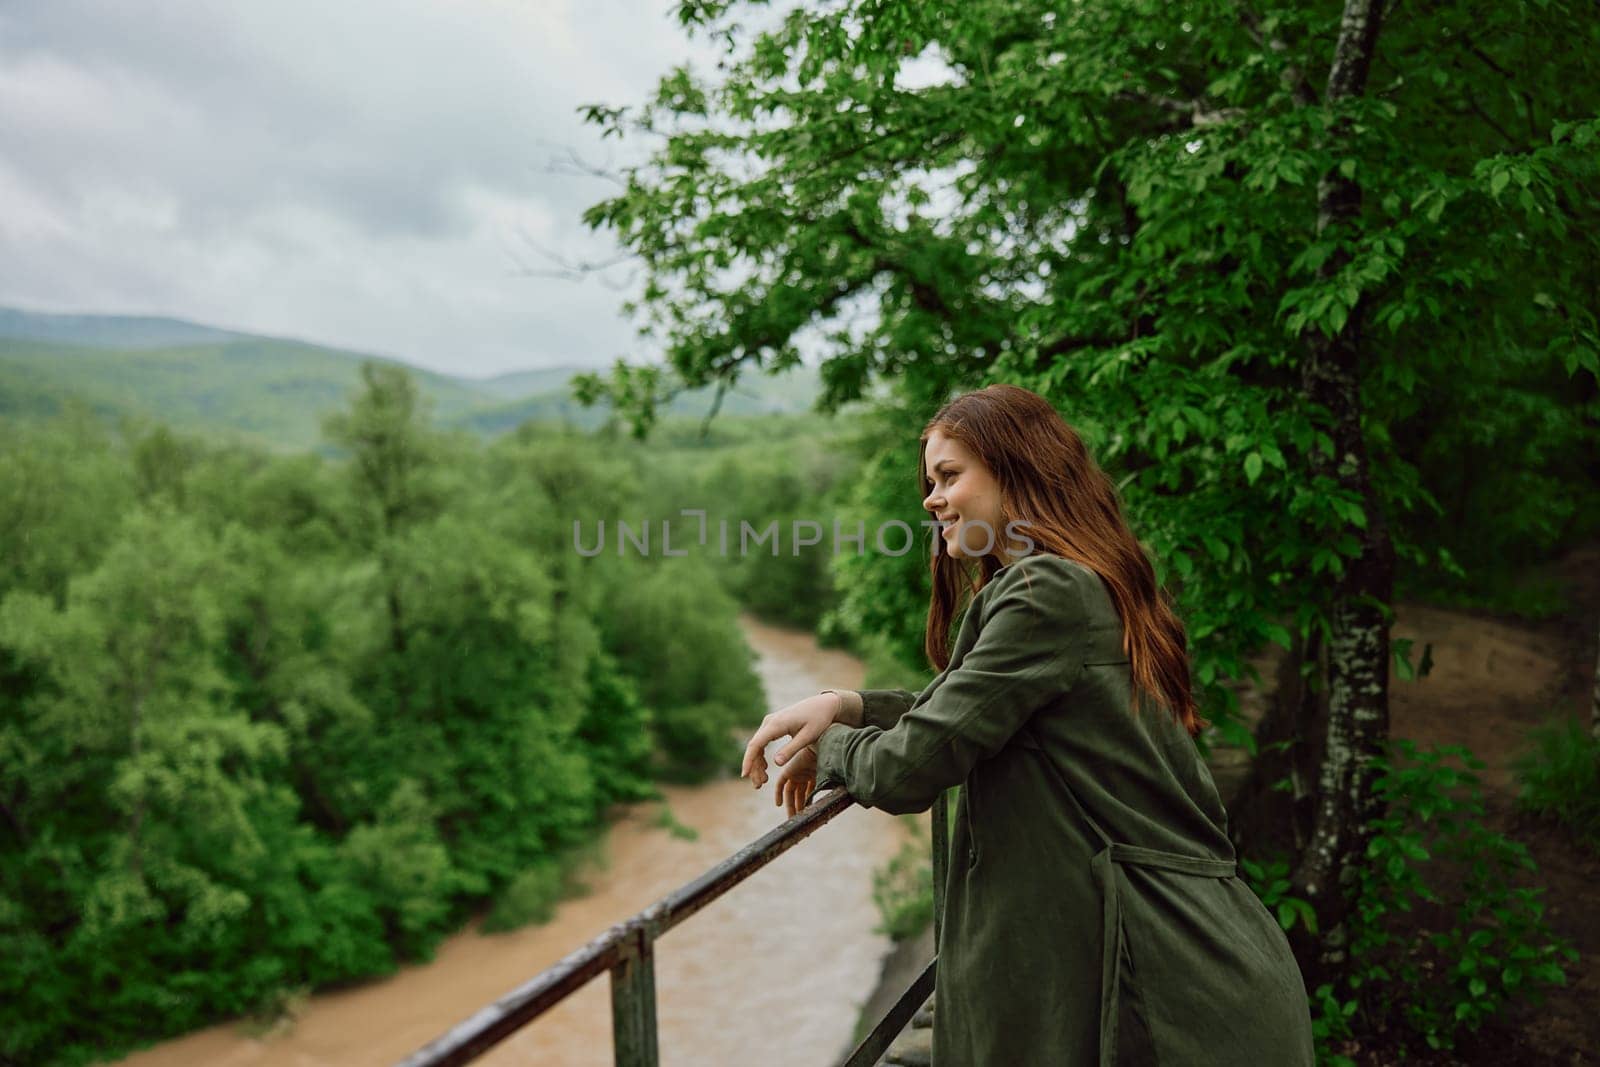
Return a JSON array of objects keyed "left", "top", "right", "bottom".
[
  {"left": 0, "top": 336, "right": 489, "bottom": 451},
  {"left": 450, "top": 362, "right": 831, "bottom": 436},
  {"left": 0, "top": 306, "right": 242, "bottom": 349},
  {"left": 0, "top": 306, "right": 827, "bottom": 449},
  {"left": 464, "top": 366, "right": 590, "bottom": 400}
]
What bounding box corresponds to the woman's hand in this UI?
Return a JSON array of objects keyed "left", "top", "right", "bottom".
[
  {"left": 774, "top": 746, "right": 818, "bottom": 817},
  {"left": 741, "top": 692, "right": 841, "bottom": 790}
]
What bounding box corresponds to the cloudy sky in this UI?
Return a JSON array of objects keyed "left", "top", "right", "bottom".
[{"left": 0, "top": 2, "right": 739, "bottom": 378}]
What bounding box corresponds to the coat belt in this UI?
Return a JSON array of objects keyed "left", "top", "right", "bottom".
[{"left": 1092, "top": 844, "right": 1236, "bottom": 1067}]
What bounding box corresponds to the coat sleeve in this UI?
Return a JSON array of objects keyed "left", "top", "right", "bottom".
[
  {"left": 856, "top": 688, "right": 921, "bottom": 730},
  {"left": 814, "top": 556, "right": 1090, "bottom": 815},
  {"left": 820, "top": 688, "right": 921, "bottom": 729}
]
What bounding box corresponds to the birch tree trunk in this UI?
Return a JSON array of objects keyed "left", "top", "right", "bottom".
[
  {"left": 1288, "top": 0, "right": 1397, "bottom": 980},
  {"left": 1591, "top": 615, "right": 1599, "bottom": 742}
]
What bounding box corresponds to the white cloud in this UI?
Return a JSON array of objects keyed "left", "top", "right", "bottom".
[{"left": 0, "top": 0, "right": 726, "bottom": 376}]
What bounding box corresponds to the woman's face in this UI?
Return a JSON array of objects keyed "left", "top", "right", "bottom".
[{"left": 922, "top": 429, "right": 1009, "bottom": 561}]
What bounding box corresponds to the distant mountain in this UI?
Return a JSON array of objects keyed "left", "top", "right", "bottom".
[
  {"left": 463, "top": 366, "right": 589, "bottom": 401},
  {"left": 0, "top": 335, "right": 492, "bottom": 451},
  {"left": 0, "top": 306, "right": 827, "bottom": 450},
  {"left": 0, "top": 306, "right": 246, "bottom": 350},
  {"left": 449, "top": 363, "right": 829, "bottom": 436}
]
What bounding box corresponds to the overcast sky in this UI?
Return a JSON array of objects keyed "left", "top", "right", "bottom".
[{"left": 0, "top": 2, "right": 737, "bottom": 378}]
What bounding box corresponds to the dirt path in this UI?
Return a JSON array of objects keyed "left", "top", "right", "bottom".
[
  {"left": 1162, "top": 544, "right": 1600, "bottom": 1063},
  {"left": 1375, "top": 545, "right": 1600, "bottom": 1064}
]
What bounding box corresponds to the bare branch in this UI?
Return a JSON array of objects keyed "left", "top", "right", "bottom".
[
  {"left": 542, "top": 144, "right": 629, "bottom": 189},
  {"left": 1461, "top": 86, "right": 1522, "bottom": 151},
  {"left": 505, "top": 229, "right": 639, "bottom": 288}
]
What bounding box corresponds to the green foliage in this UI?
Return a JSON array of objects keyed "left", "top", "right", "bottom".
[
  {"left": 574, "top": 0, "right": 1600, "bottom": 749},
  {"left": 650, "top": 804, "right": 701, "bottom": 841},
  {"left": 452, "top": 361, "right": 828, "bottom": 438},
  {"left": 1307, "top": 981, "right": 1361, "bottom": 1067},
  {"left": 575, "top": 650, "right": 662, "bottom": 807},
  {"left": 1246, "top": 742, "right": 1578, "bottom": 1061},
  {"left": 707, "top": 440, "right": 850, "bottom": 630},
  {"left": 867, "top": 793, "right": 963, "bottom": 944},
  {"left": 0, "top": 412, "right": 135, "bottom": 601},
  {"left": 870, "top": 814, "right": 935, "bottom": 942},
  {"left": 0, "top": 362, "right": 782, "bottom": 1065},
  {"left": 1240, "top": 855, "right": 1318, "bottom": 934},
  {"left": 849, "top": 630, "right": 938, "bottom": 692},
  {"left": 604, "top": 411, "right": 865, "bottom": 631},
  {"left": 595, "top": 556, "right": 766, "bottom": 781},
  {"left": 1315, "top": 741, "right": 1577, "bottom": 1055},
  {"left": 822, "top": 415, "right": 949, "bottom": 673},
  {"left": 1402, "top": 568, "right": 1570, "bottom": 622},
  {"left": 482, "top": 837, "right": 609, "bottom": 936},
  {"left": 339, "top": 780, "right": 454, "bottom": 957},
  {"left": 1512, "top": 716, "right": 1600, "bottom": 851},
  {"left": 482, "top": 856, "right": 576, "bottom": 934}
]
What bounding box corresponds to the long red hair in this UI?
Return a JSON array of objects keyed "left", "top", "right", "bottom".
[{"left": 919, "top": 384, "right": 1204, "bottom": 737}]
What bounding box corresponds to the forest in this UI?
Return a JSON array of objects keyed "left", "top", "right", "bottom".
[
  {"left": 0, "top": 370, "right": 874, "bottom": 1065},
  {"left": 3, "top": 0, "right": 1600, "bottom": 1064}
]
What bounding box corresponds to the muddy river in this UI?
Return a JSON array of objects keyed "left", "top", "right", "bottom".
[{"left": 111, "top": 614, "right": 913, "bottom": 1067}]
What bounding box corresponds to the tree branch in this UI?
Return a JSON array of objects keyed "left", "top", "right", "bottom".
[
  {"left": 1239, "top": 6, "right": 1319, "bottom": 107},
  {"left": 1113, "top": 89, "right": 1247, "bottom": 128},
  {"left": 542, "top": 144, "right": 629, "bottom": 188}
]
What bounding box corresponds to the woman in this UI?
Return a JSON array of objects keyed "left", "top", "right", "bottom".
[{"left": 741, "top": 385, "right": 1314, "bottom": 1066}]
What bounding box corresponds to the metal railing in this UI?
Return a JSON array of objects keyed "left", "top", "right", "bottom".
[{"left": 396, "top": 784, "right": 950, "bottom": 1067}]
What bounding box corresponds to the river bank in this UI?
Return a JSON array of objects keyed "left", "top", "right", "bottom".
[{"left": 108, "top": 613, "right": 912, "bottom": 1067}]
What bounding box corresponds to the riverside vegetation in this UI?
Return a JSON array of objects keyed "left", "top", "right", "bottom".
[
  {"left": 0, "top": 366, "right": 864, "bottom": 1067},
  {"left": 3, "top": 357, "right": 1596, "bottom": 1064},
  {"left": 7, "top": 0, "right": 1600, "bottom": 1060}
]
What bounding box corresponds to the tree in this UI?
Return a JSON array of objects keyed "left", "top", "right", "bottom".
[
  {"left": 1281, "top": 0, "right": 1394, "bottom": 972},
  {"left": 0, "top": 371, "right": 801, "bottom": 1062},
  {"left": 1592, "top": 616, "right": 1599, "bottom": 743},
  {"left": 573, "top": 0, "right": 1600, "bottom": 972},
  {"left": 323, "top": 362, "right": 454, "bottom": 707},
  {"left": 0, "top": 509, "right": 294, "bottom": 1045}
]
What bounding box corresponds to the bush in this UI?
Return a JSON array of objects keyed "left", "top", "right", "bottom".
[
  {"left": 871, "top": 829, "right": 934, "bottom": 942},
  {"left": 481, "top": 845, "right": 599, "bottom": 934},
  {"left": 1512, "top": 715, "right": 1600, "bottom": 851},
  {"left": 1301, "top": 741, "right": 1577, "bottom": 1059},
  {"left": 650, "top": 804, "right": 700, "bottom": 841},
  {"left": 869, "top": 798, "right": 960, "bottom": 943},
  {"left": 481, "top": 860, "right": 567, "bottom": 933}
]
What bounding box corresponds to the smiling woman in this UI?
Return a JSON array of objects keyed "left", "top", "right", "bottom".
[
  {"left": 743, "top": 384, "right": 1314, "bottom": 1066},
  {"left": 921, "top": 428, "right": 1033, "bottom": 564}
]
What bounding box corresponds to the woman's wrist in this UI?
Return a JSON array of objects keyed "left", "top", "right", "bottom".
[{"left": 820, "top": 688, "right": 864, "bottom": 728}]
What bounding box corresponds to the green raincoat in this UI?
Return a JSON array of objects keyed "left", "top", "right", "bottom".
[{"left": 814, "top": 553, "right": 1314, "bottom": 1066}]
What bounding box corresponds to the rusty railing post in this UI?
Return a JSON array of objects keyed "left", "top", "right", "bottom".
[
  {"left": 397, "top": 788, "right": 904, "bottom": 1067},
  {"left": 609, "top": 914, "right": 660, "bottom": 1067}
]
